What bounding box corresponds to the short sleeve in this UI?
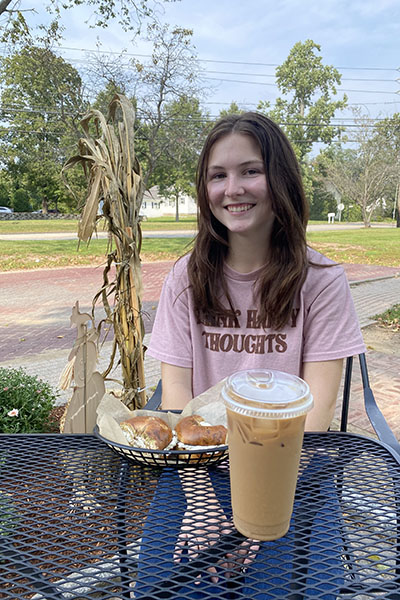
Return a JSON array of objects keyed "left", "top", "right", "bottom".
[
  {"left": 302, "top": 268, "right": 366, "bottom": 362},
  {"left": 147, "top": 261, "right": 194, "bottom": 368}
]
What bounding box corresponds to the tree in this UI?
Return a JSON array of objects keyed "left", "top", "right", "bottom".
[
  {"left": 218, "top": 102, "right": 242, "bottom": 118},
  {"left": 91, "top": 80, "right": 130, "bottom": 117},
  {"left": 12, "top": 187, "right": 31, "bottom": 211},
  {"left": 84, "top": 23, "right": 207, "bottom": 219},
  {"left": 132, "top": 22, "right": 205, "bottom": 190},
  {"left": 151, "top": 95, "right": 207, "bottom": 220},
  {"left": 259, "top": 40, "right": 347, "bottom": 161},
  {"left": 308, "top": 163, "right": 337, "bottom": 220},
  {"left": 0, "top": 1, "right": 180, "bottom": 42},
  {"left": 47, "top": 0, "right": 179, "bottom": 32},
  {"left": 0, "top": 173, "right": 12, "bottom": 208},
  {"left": 377, "top": 113, "right": 400, "bottom": 227},
  {"left": 319, "top": 109, "right": 400, "bottom": 226},
  {"left": 0, "top": 45, "right": 87, "bottom": 211}
]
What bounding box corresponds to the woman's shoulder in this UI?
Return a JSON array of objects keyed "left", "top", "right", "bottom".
[
  {"left": 307, "top": 247, "right": 344, "bottom": 272},
  {"left": 305, "top": 247, "right": 347, "bottom": 288},
  {"left": 307, "top": 246, "right": 340, "bottom": 267},
  {"left": 164, "top": 254, "right": 191, "bottom": 288}
]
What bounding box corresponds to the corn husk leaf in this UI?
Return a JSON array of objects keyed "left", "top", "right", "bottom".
[{"left": 61, "top": 94, "right": 146, "bottom": 410}]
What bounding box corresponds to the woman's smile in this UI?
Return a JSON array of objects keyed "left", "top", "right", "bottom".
[{"left": 225, "top": 203, "right": 255, "bottom": 213}]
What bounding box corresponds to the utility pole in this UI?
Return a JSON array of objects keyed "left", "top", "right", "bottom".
[{"left": 396, "top": 74, "right": 400, "bottom": 226}]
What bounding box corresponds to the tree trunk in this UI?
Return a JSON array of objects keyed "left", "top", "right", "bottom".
[
  {"left": 175, "top": 192, "right": 180, "bottom": 222},
  {"left": 362, "top": 212, "right": 372, "bottom": 227},
  {"left": 361, "top": 203, "right": 370, "bottom": 227},
  {"left": 396, "top": 183, "right": 400, "bottom": 228}
]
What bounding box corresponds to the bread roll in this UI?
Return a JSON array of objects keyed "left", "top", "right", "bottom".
[
  {"left": 175, "top": 415, "right": 227, "bottom": 447},
  {"left": 120, "top": 416, "right": 173, "bottom": 450}
]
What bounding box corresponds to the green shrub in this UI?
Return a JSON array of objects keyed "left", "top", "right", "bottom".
[
  {"left": 0, "top": 367, "right": 59, "bottom": 433},
  {"left": 12, "top": 189, "right": 31, "bottom": 212}
]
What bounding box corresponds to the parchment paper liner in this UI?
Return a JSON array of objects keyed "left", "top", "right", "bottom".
[{"left": 95, "top": 380, "right": 228, "bottom": 465}]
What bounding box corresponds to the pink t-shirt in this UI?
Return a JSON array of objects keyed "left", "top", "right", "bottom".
[{"left": 147, "top": 248, "right": 366, "bottom": 397}]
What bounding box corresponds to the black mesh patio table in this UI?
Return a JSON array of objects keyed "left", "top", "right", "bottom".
[{"left": 1, "top": 432, "right": 399, "bottom": 600}]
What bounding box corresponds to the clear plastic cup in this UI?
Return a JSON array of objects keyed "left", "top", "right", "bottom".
[{"left": 222, "top": 369, "right": 313, "bottom": 540}]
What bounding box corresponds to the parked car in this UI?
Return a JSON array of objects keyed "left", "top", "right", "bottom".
[
  {"left": 0, "top": 206, "right": 13, "bottom": 213},
  {"left": 31, "top": 208, "right": 59, "bottom": 215}
]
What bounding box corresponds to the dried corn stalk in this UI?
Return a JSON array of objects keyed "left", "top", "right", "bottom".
[{"left": 62, "top": 94, "right": 146, "bottom": 409}]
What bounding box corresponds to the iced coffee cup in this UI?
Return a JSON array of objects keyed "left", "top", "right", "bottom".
[{"left": 222, "top": 369, "right": 313, "bottom": 541}]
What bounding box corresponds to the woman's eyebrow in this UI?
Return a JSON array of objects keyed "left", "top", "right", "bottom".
[
  {"left": 240, "top": 159, "right": 264, "bottom": 167},
  {"left": 207, "top": 159, "right": 264, "bottom": 172}
]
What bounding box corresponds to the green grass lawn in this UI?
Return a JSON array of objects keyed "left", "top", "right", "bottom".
[
  {"left": 0, "top": 216, "right": 197, "bottom": 234},
  {"left": 0, "top": 219, "right": 81, "bottom": 234},
  {"left": 141, "top": 215, "right": 197, "bottom": 230},
  {"left": 307, "top": 228, "right": 400, "bottom": 266},
  {"left": 0, "top": 218, "right": 399, "bottom": 271},
  {"left": 0, "top": 237, "right": 192, "bottom": 271}
]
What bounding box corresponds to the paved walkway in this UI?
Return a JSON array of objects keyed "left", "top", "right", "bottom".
[{"left": 0, "top": 261, "right": 399, "bottom": 440}]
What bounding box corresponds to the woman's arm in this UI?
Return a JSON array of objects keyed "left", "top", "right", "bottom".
[
  {"left": 161, "top": 362, "right": 193, "bottom": 410},
  {"left": 302, "top": 358, "right": 343, "bottom": 431}
]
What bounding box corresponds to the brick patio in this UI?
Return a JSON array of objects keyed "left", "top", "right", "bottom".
[{"left": 1, "top": 261, "right": 399, "bottom": 441}]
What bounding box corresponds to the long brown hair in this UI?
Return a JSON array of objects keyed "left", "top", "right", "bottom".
[{"left": 188, "top": 111, "right": 309, "bottom": 329}]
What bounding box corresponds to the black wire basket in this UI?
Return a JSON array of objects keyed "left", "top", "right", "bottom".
[{"left": 93, "top": 425, "right": 229, "bottom": 467}]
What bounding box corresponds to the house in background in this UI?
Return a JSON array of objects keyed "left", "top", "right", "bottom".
[{"left": 140, "top": 186, "right": 197, "bottom": 218}]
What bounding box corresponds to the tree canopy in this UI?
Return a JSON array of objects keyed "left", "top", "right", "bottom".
[
  {"left": 0, "top": 27, "right": 396, "bottom": 226},
  {"left": 0, "top": 45, "right": 87, "bottom": 211},
  {"left": 317, "top": 109, "right": 400, "bottom": 226},
  {"left": 132, "top": 22, "right": 205, "bottom": 190},
  {"left": 0, "top": 1, "right": 180, "bottom": 40},
  {"left": 259, "top": 39, "right": 347, "bottom": 161},
  {"left": 150, "top": 95, "right": 207, "bottom": 219}
]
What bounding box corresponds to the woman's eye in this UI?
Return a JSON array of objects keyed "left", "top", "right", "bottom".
[
  {"left": 211, "top": 172, "right": 225, "bottom": 180},
  {"left": 245, "top": 168, "right": 260, "bottom": 176}
]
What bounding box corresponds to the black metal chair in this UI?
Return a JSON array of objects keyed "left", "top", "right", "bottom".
[
  {"left": 340, "top": 353, "right": 400, "bottom": 458},
  {"left": 144, "top": 378, "right": 163, "bottom": 411}
]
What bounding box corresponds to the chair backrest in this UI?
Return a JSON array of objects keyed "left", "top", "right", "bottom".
[
  {"left": 144, "top": 379, "right": 162, "bottom": 411},
  {"left": 340, "top": 355, "right": 355, "bottom": 432},
  {"left": 341, "top": 353, "right": 399, "bottom": 458}
]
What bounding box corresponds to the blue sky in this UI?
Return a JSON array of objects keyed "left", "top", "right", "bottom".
[{"left": 32, "top": 0, "right": 400, "bottom": 120}]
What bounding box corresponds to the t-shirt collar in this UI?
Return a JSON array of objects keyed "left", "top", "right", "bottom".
[{"left": 223, "top": 262, "right": 265, "bottom": 281}]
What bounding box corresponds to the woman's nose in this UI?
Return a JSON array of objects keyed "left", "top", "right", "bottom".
[{"left": 224, "top": 175, "right": 244, "bottom": 197}]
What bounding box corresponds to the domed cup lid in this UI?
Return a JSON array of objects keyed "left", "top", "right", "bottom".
[{"left": 221, "top": 369, "right": 313, "bottom": 419}]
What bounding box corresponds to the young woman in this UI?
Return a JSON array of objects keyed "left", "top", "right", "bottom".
[{"left": 147, "top": 112, "right": 365, "bottom": 430}]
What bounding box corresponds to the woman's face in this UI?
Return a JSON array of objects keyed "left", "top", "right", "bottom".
[{"left": 206, "top": 133, "right": 275, "bottom": 243}]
